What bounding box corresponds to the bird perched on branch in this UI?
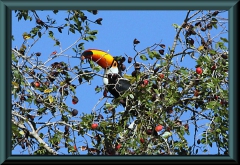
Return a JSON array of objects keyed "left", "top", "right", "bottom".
[
  {"left": 81, "top": 49, "right": 131, "bottom": 105},
  {"left": 82, "top": 49, "right": 142, "bottom": 133}
]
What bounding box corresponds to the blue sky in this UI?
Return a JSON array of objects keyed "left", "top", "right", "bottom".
[{"left": 12, "top": 10, "right": 228, "bottom": 155}]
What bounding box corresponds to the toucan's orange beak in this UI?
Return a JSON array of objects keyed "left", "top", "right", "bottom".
[{"left": 81, "top": 49, "right": 114, "bottom": 69}]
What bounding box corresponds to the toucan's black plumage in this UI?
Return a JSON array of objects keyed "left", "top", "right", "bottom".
[{"left": 107, "top": 73, "right": 131, "bottom": 99}]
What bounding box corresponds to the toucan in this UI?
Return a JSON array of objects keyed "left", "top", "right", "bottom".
[
  {"left": 82, "top": 49, "right": 140, "bottom": 133},
  {"left": 81, "top": 49, "right": 131, "bottom": 103}
]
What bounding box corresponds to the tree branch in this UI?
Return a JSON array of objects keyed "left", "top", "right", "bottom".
[{"left": 12, "top": 111, "right": 58, "bottom": 155}]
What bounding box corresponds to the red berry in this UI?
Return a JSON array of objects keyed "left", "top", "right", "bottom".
[
  {"left": 115, "top": 144, "right": 121, "bottom": 150},
  {"left": 196, "top": 67, "right": 203, "bottom": 74},
  {"left": 103, "top": 89, "right": 108, "bottom": 97},
  {"left": 34, "top": 81, "right": 40, "bottom": 88},
  {"left": 36, "top": 19, "right": 43, "bottom": 25},
  {"left": 211, "top": 65, "right": 216, "bottom": 70},
  {"left": 141, "top": 79, "right": 149, "bottom": 87},
  {"left": 74, "top": 145, "right": 77, "bottom": 151},
  {"left": 143, "top": 79, "right": 148, "bottom": 85},
  {"left": 146, "top": 129, "right": 152, "bottom": 135},
  {"left": 159, "top": 73, "right": 164, "bottom": 79},
  {"left": 91, "top": 123, "right": 98, "bottom": 130},
  {"left": 155, "top": 125, "right": 163, "bottom": 132},
  {"left": 72, "top": 96, "right": 79, "bottom": 105},
  {"left": 194, "top": 90, "right": 199, "bottom": 97},
  {"left": 140, "top": 138, "right": 145, "bottom": 143},
  {"left": 128, "top": 57, "right": 133, "bottom": 63},
  {"left": 72, "top": 109, "right": 78, "bottom": 116},
  {"left": 27, "top": 114, "right": 35, "bottom": 120}
]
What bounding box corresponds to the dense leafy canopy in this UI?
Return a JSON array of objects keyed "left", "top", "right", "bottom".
[{"left": 12, "top": 10, "right": 228, "bottom": 155}]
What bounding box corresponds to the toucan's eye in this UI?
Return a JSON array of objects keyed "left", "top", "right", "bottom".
[{"left": 113, "top": 61, "right": 117, "bottom": 67}]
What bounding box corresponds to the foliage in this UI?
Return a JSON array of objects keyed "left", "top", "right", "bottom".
[{"left": 11, "top": 10, "right": 228, "bottom": 155}]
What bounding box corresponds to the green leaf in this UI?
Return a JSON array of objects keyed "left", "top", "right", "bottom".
[
  {"left": 146, "top": 47, "right": 151, "bottom": 55},
  {"left": 12, "top": 123, "right": 21, "bottom": 137},
  {"left": 70, "top": 24, "right": 74, "bottom": 28},
  {"left": 37, "top": 107, "right": 47, "bottom": 115},
  {"left": 220, "top": 126, "right": 228, "bottom": 132},
  {"left": 48, "top": 31, "right": 54, "bottom": 39},
  {"left": 140, "top": 54, "right": 148, "bottom": 61},
  {"left": 203, "top": 149, "right": 208, "bottom": 152},
  {"left": 211, "top": 18, "right": 218, "bottom": 24},
  {"left": 201, "top": 138, "right": 206, "bottom": 144},
  {"left": 214, "top": 116, "right": 222, "bottom": 123},
  {"left": 26, "top": 98, "right": 33, "bottom": 104},
  {"left": 212, "top": 77, "right": 220, "bottom": 85},
  {"left": 55, "top": 40, "right": 60, "bottom": 46},
  {"left": 154, "top": 53, "right": 161, "bottom": 59},
  {"left": 39, "top": 133, "right": 44, "bottom": 138},
  {"left": 105, "top": 102, "right": 112, "bottom": 109},
  {"left": 88, "top": 30, "right": 98, "bottom": 35},
  {"left": 220, "top": 37, "right": 228, "bottom": 43},
  {"left": 89, "top": 60, "right": 95, "bottom": 68},
  {"left": 72, "top": 47, "right": 77, "bottom": 53},
  {"left": 146, "top": 48, "right": 155, "bottom": 59},
  {"left": 95, "top": 86, "right": 101, "bottom": 93},
  {"left": 208, "top": 49, "right": 217, "bottom": 56},
  {"left": 69, "top": 85, "right": 76, "bottom": 95},
  {"left": 123, "top": 74, "right": 133, "bottom": 80},
  {"left": 78, "top": 43, "right": 84, "bottom": 47},
  {"left": 129, "top": 94, "right": 134, "bottom": 99},
  {"left": 12, "top": 53, "right": 18, "bottom": 63},
  {"left": 89, "top": 35, "right": 96, "bottom": 41},
  {"left": 216, "top": 128, "right": 221, "bottom": 133},
  {"left": 61, "top": 115, "right": 68, "bottom": 123},
  {"left": 44, "top": 88, "right": 53, "bottom": 94},
  {"left": 180, "top": 68, "right": 188, "bottom": 75},
  {"left": 212, "top": 23, "right": 217, "bottom": 29},
  {"left": 153, "top": 88, "right": 159, "bottom": 95},
  {"left": 172, "top": 23, "right": 180, "bottom": 29},
  {"left": 69, "top": 28, "right": 75, "bottom": 34},
  {"left": 148, "top": 52, "right": 154, "bottom": 60},
  {"left": 206, "top": 81, "right": 215, "bottom": 89},
  {"left": 93, "top": 66, "right": 101, "bottom": 72},
  {"left": 203, "top": 54, "right": 211, "bottom": 63},
  {"left": 100, "top": 121, "right": 108, "bottom": 130},
  {"left": 216, "top": 42, "right": 227, "bottom": 50},
  {"left": 206, "top": 101, "right": 219, "bottom": 110}
]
